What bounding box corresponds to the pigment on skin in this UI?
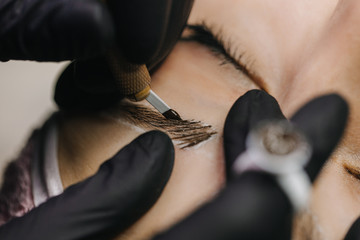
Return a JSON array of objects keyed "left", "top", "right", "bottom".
[{"left": 106, "top": 101, "right": 217, "bottom": 149}]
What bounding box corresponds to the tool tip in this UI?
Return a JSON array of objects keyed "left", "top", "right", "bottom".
[{"left": 163, "top": 109, "right": 182, "bottom": 120}]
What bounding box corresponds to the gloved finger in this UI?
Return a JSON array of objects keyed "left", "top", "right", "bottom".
[
  {"left": 54, "top": 60, "right": 122, "bottom": 112},
  {"left": 345, "top": 217, "right": 360, "bottom": 240},
  {"left": 152, "top": 172, "right": 292, "bottom": 240},
  {"left": 0, "top": 0, "right": 115, "bottom": 61},
  {"left": 0, "top": 131, "right": 174, "bottom": 240},
  {"left": 223, "top": 90, "right": 286, "bottom": 179},
  {"left": 107, "top": 0, "right": 194, "bottom": 67},
  {"left": 290, "top": 94, "right": 348, "bottom": 182}
]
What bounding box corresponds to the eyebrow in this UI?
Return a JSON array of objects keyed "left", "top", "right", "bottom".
[
  {"left": 105, "top": 101, "right": 217, "bottom": 149},
  {"left": 181, "top": 23, "right": 267, "bottom": 91}
]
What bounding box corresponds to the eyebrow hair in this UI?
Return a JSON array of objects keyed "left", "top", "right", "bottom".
[
  {"left": 181, "top": 23, "right": 267, "bottom": 91},
  {"left": 105, "top": 101, "right": 217, "bottom": 149}
]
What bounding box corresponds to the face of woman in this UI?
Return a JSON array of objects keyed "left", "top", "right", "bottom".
[{"left": 59, "top": 0, "right": 360, "bottom": 239}]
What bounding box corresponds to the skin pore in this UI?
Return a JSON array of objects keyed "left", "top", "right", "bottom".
[{"left": 58, "top": 0, "right": 360, "bottom": 239}]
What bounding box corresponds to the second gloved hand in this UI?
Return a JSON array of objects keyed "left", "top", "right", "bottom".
[{"left": 0, "top": 131, "right": 174, "bottom": 240}]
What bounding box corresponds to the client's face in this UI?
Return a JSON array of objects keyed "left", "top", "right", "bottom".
[{"left": 58, "top": 0, "right": 360, "bottom": 239}]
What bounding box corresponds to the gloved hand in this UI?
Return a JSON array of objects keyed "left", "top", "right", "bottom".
[
  {"left": 52, "top": 0, "right": 194, "bottom": 111},
  {"left": 151, "top": 90, "right": 348, "bottom": 240},
  {"left": 0, "top": 130, "right": 174, "bottom": 240},
  {"left": 0, "top": 0, "right": 193, "bottom": 62}
]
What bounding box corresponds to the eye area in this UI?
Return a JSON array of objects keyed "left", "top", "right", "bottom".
[
  {"left": 344, "top": 165, "right": 360, "bottom": 181},
  {"left": 181, "top": 24, "right": 251, "bottom": 76},
  {"left": 180, "top": 23, "right": 267, "bottom": 91}
]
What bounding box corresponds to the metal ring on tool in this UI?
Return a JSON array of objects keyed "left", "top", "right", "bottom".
[{"left": 233, "top": 120, "right": 312, "bottom": 212}]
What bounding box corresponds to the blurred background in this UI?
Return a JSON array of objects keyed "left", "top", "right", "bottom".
[{"left": 0, "top": 61, "right": 68, "bottom": 181}]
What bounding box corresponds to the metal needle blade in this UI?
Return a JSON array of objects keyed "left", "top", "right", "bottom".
[{"left": 146, "top": 90, "right": 182, "bottom": 120}]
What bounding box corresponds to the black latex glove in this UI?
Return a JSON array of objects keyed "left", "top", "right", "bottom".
[
  {"left": 152, "top": 90, "right": 348, "bottom": 240},
  {"left": 345, "top": 217, "right": 360, "bottom": 239},
  {"left": 0, "top": 130, "right": 174, "bottom": 240},
  {"left": 0, "top": 0, "right": 193, "bottom": 62}
]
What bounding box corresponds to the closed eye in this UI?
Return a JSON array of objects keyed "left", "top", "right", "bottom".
[
  {"left": 344, "top": 165, "right": 360, "bottom": 181},
  {"left": 180, "top": 23, "right": 267, "bottom": 91}
]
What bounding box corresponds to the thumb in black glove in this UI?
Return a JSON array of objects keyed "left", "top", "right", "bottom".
[
  {"left": 0, "top": 130, "right": 174, "bottom": 240},
  {"left": 152, "top": 90, "right": 348, "bottom": 240}
]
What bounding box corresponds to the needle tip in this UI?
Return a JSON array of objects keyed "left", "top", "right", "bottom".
[{"left": 163, "top": 109, "right": 182, "bottom": 120}]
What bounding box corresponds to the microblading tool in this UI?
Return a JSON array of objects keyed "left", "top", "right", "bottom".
[{"left": 107, "top": 52, "right": 182, "bottom": 120}]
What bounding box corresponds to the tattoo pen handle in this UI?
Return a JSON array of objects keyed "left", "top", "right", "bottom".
[
  {"left": 107, "top": 50, "right": 151, "bottom": 101},
  {"left": 107, "top": 49, "right": 182, "bottom": 120}
]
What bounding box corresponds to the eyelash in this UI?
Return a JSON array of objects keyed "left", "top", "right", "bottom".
[
  {"left": 344, "top": 165, "right": 360, "bottom": 181},
  {"left": 182, "top": 24, "right": 252, "bottom": 77}
]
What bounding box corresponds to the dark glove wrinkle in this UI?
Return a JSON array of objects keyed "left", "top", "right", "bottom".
[
  {"left": 0, "top": 131, "right": 174, "bottom": 240},
  {"left": 224, "top": 90, "right": 286, "bottom": 180},
  {"left": 345, "top": 217, "right": 360, "bottom": 240},
  {"left": 290, "top": 94, "right": 348, "bottom": 182},
  {"left": 153, "top": 172, "right": 292, "bottom": 240},
  {"left": 0, "top": 0, "right": 114, "bottom": 61},
  {"left": 54, "top": 62, "right": 122, "bottom": 112}
]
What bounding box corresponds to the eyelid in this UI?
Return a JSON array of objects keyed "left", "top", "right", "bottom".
[
  {"left": 181, "top": 24, "right": 267, "bottom": 91},
  {"left": 181, "top": 24, "right": 251, "bottom": 74},
  {"left": 344, "top": 164, "right": 360, "bottom": 181}
]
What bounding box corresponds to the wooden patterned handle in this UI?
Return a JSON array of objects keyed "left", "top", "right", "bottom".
[{"left": 107, "top": 50, "right": 151, "bottom": 101}]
